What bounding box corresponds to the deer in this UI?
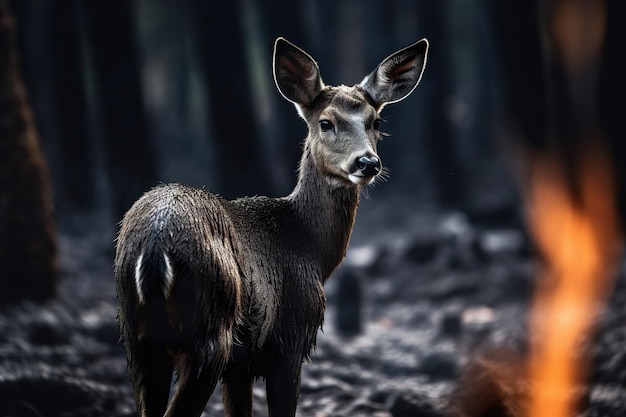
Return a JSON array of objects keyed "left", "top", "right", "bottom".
[{"left": 114, "top": 36, "right": 428, "bottom": 417}]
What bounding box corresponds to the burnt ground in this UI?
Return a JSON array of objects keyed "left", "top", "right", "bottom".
[{"left": 0, "top": 198, "right": 625, "bottom": 417}]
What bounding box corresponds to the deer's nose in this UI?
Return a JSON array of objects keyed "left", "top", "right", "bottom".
[{"left": 357, "top": 156, "right": 381, "bottom": 177}]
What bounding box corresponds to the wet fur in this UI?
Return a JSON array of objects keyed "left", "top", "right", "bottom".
[{"left": 116, "top": 152, "right": 358, "bottom": 416}]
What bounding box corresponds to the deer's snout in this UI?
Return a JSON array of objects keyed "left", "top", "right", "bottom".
[
  {"left": 346, "top": 153, "right": 382, "bottom": 185},
  {"left": 357, "top": 156, "right": 381, "bottom": 177}
]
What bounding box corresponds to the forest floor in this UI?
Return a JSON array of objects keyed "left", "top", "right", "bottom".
[{"left": 0, "top": 198, "right": 625, "bottom": 417}]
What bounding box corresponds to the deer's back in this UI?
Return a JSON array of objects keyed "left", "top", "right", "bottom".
[
  {"left": 115, "top": 183, "right": 325, "bottom": 363},
  {"left": 116, "top": 183, "right": 240, "bottom": 275}
]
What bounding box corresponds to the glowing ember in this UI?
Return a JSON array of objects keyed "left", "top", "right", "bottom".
[{"left": 526, "top": 148, "right": 620, "bottom": 417}]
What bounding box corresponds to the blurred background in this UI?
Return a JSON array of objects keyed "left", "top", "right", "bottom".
[
  {"left": 9, "top": 0, "right": 526, "bottom": 232},
  {"left": 3, "top": 0, "right": 625, "bottom": 336},
  {"left": 6, "top": 0, "right": 623, "bottom": 238}
]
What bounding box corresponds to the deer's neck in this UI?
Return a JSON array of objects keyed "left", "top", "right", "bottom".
[{"left": 287, "top": 147, "right": 360, "bottom": 278}]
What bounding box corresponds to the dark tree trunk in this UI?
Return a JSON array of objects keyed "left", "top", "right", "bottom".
[
  {"left": 48, "top": 0, "right": 94, "bottom": 213},
  {"left": 488, "top": 0, "right": 548, "bottom": 150},
  {"left": 12, "top": 0, "right": 96, "bottom": 219},
  {"left": 0, "top": 0, "right": 58, "bottom": 303},
  {"left": 599, "top": 0, "right": 626, "bottom": 222},
  {"left": 83, "top": 1, "right": 158, "bottom": 221},
  {"left": 186, "top": 0, "right": 273, "bottom": 199},
  {"left": 416, "top": 0, "right": 464, "bottom": 210},
  {"left": 256, "top": 0, "right": 309, "bottom": 195}
]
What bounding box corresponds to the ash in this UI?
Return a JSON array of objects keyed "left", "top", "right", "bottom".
[{"left": 1, "top": 203, "right": 624, "bottom": 417}]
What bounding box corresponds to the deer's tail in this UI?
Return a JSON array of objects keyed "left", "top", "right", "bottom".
[
  {"left": 133, "top": 239, "right": 183, "bottom": 344},
  {"left": 129, "top": 238, "right": 233, "bottom": 417}
]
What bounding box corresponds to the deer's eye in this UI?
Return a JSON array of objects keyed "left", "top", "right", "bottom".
[
  {"left": 373, "top": 119, "right": 382, "bottom": 130},
  {"left": 319, "top": 119, "right": 334, "bottom": 132}
]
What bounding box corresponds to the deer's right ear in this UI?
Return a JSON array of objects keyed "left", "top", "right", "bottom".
[{"left": 273, "top": 37, "right": 324, "bottom": 111}]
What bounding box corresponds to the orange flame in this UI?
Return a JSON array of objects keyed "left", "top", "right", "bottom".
[{"left": 526, "top": 147, "right": 620, "bottom": 417}]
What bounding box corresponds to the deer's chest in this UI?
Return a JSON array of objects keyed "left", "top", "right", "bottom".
[{"left": 232, "top": 266, "right": 326, "bottom": 376}]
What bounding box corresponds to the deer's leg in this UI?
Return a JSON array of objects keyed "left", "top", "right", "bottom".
[
  {"left": 164, "top": 359, "right": 221, "bottom": 417},
  {"left": 165, "top": 352, "right": 225, "bottom": 417},
  {"left": 134, "top": 340, "right": 173, "bottom": 417},
  {"left": 221, "top": 369, "right": 253, "bottom": 417},
  {"left": 266, "top": 358, "right": 303, "bottom": 417},
  {"left": 165, "top": 340, "right": 231, "bottom": 417}
]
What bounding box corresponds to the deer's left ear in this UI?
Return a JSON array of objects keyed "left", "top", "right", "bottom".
[{"left": 360, "top": 39, "right": 429, "bottom": 109}]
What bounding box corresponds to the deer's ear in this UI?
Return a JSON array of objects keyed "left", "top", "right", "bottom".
[
  {"left": 360, "top": 39, "right": 429, "bottom": 109},
  {"left": 273, "top": 37, "right": 324, "bottom": 110}
]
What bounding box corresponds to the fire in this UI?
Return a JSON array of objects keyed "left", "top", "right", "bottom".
[{"left": 526, "top": 147, "right": 620, "bottom": 417}]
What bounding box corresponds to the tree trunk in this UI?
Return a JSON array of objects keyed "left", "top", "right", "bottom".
[
  {"left": 49, "top": 0, "right": 94, "bottom": 214},
  {"left": 0, "top": 0, "right": 58, "bottom": 303},
  {"left": 83, "top": 1, "right": 158, "bottom": 221},
  {"left": 186, "top": 0, "right": 273, "bottom": 199},
  {"left": 416, "top": 0, "right": 464, "bottom": 209},
  {"left": 599, "top": 0, "right": 626, "bottom": 221}
]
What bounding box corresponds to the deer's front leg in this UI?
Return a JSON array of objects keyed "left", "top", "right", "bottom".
[{"left": 266, "top": 354, "right": 303, "bottom": 417}]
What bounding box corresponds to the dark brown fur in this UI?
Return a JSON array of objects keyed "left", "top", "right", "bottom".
[{"left": 115, "top": 37, "right": 428, "bottom": 417}]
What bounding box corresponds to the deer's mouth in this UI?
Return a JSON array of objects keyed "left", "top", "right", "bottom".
[{"left": 347, "top": 171, "right": 378, "bottom": 185}]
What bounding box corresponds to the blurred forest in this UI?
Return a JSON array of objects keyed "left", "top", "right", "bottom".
[
  {"left": 3, "top": 0, "right": 626, "bottom": 294},
  {"left": 7, "top": 0, "right": 522, "bottom": 230}
]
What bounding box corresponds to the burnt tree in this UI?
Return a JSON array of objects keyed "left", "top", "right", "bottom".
[
  {"left": 416, "top": 0, "right": 464, "bottom": 210},
  {"left": 83, "top": 1, "right": 158, "bottom": 221},
  {"left": 185, "top": 0, "right": 273, "bottom": 199},
  {"left": 0, "top": 0, "right": 58, "bottom": 303},
  {"left": 599, "top": 0, "right": 626, "bottom": 221},
  {"left": 48, "top": 0, "right": 94, "bottom": 213},
  {"left": 12, "top": 0, "right": 95, "bottom": 215}
]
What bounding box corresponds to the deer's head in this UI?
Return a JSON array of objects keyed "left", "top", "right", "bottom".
[{"left": 273, "top": 37, "right": 428, "bottom": 187}]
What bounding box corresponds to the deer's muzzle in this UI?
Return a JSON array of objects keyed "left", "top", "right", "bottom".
[
  {"left": 357, "top": 156, "right": 381, "bottom": 177},
  {"left": 347, "top": 154, "right": 381, "bottom": 185}
]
